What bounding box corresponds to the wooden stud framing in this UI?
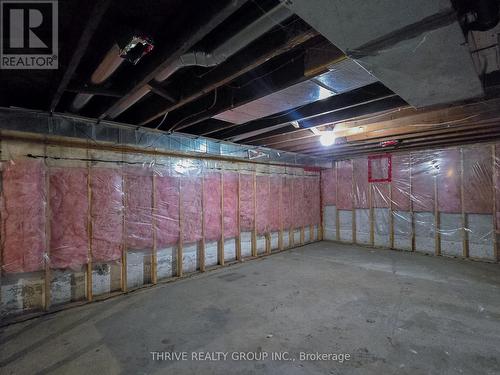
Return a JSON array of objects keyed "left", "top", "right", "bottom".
[
  {"left": 43, "top": 146, "right": 51, "bottom": 310},
  {"left": 278, "top": 175, "right": 284, "bottom": 250},
  {"left": 151, "top": 173, "right": 158, "bottom": 284},
  {"left": 121, "top": 166, "right": 127, "bottom": 292},
  {"left": 319, "top": 169, "right": 324, "bottom": 241},
  {"left": 177, "top": 178, "right": 184, "bottom": 277},
  {"left": 266, "top": 176, "right": 271, "bottom": 254},
  {"left": 335, "top": 162, "right": 340, "bottom": 241},
  {"left": 219, "top": 168, "right": 225, "bottom": 266},
  {"left": 369, "top": 183, "right": 374, "bottom": 246},
  {"left": 492, "top": 145, "right": 497, "bottom": 258},
  {"left": 434, "top": 176, "right": 441, "bottom": 256},
  {"left": 460, "top": 148, "right": 469, "bottom": 258},
  {"left": 86, "top": 152, "right": 93, "bottom": 301},
  {"left": 409, "top": 153, "right": 415, "bottom": 252},
  {"left": 389, "top": 183, "right": 394, "bottom": 249},
  {"left": 290, "top": 174, "right": 295, "bottom": 247},
  {"left": 200, "top": 176, "right": 206, "bottom": 272},
  {"left": 236, "top": 172, "right": 242, "bottom": 260},
  {"left": 252, "top": 172, "right": 257, "bottom": 257},
  {"left": 352, "top": 161, "right": 356, "bottom": 244}
]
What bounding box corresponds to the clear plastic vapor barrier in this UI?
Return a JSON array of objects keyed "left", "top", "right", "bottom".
[
  {"left": 0, "top": 138, "right": 320, "bottom": 320},
  {"left": 321, "top": 143, "right": 499, "bottom": 262}
]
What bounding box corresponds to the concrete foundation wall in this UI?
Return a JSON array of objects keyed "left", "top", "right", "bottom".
[
  {"left": 374, "top": 208, "right": 390, "bottom": 248},
  {"left": 323, "top": 206, "right": 337, "bottom": 241},
  {"left": 157, "top": 247, "right": 177, "bottom": 280},
  {"left": 256, "top": 235, "right": 266, "bottom": 254},
  {"left": 393, "top": 211, "right": 412, "bottom": 251},
  {"left": 293, "top": 229, "right": 301, "bottom": 245},
  {"left": 240, "top": 232, "right": 253, "bottom": 257},
  {"left": 183, "top": 244, "right": 198, "bottom": 273},
  {"left": 270, "top": 232, "right": 279, "bottom": 250},
  {"left": 415, "top": 212, "right": 435, "bottom": 254},
  {"left": 440, "top": 213, "right": 463, "bottom": 257},
  {"left": 339, "top": 210, "right": 353, "bottom": 242},
  {"left": 205, "top": 241, "right": 218, "bottom": 267},
  {"left": 224, "top": 238, "right": 237, "bottom": 262},
  {"left": 355, "top": 209, "right": 370, "bottom": 244},
  {"left": 468, "top": 214, "right": 494, "bottom": 260}
]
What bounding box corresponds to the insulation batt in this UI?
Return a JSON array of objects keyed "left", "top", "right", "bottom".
[
  {"left": 292, "top": 177, "right": 304, "bottom": 228},
  {"left": 269, "top": 176, "right": 281, "bottom": 231},
  {"left": 281, "top": 176, "right": 293, "bottom": 229},
  {"left": 256, "top": 175, "right": 270, "bottom": 235},
  {"left": 91, "top": 168, "right": 123, "bottom": 262},
  {"left": 50, "top": 168, "right": 89, "bottom": 270},
  {"left": 321, "top": 168, "right": 336, "bottom": 206},
  {"left": 353, "top": 158, "right": 369, "bottom": 209},
  {"left": 391, "top": 154, "right": 411, "bottom": 211},
  {"left": 203, "top": 173, "right": 222, "bottom": 241},
  {"left": 181, "top": 176, "right": 203, "bottom": 243},
  {"left": 337, "top": 160, "right": 353, "bottom": 210},
  {"left": 154, "top": 175, "right": 179, "bottom": 247},
  {"left": 411, "top": 152, "right": 436, "bottom": 212},
  {"left": 223, "top": 172, "right": 238, "bottom": 238},
  {"left": 1, "top": 159, "right": 46, "bottom": 273},
  {"left": 239, "top": 174, "right": 255, "bottom": 231},
  {"left": 125, "top": 167, "right": 153, "bottom": 249}
]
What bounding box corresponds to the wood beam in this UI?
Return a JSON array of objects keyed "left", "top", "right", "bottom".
[
  {"left": 50, "top": 0, "right": 112, "bottom": 112},
  {"left": 99, "top": 0, "right": 248, "bottom": 120}
]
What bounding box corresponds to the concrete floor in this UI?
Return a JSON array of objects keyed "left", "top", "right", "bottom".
[{"left": 1, "top": 242, "right": 500, "bottom": 375}]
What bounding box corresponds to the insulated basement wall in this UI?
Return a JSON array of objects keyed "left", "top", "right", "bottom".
[
  {"left": 0, "top": 138, "right": 321, "bottom": 320},
  {"left": 322, "top": 143, "right": 499, "bottom": 263}
]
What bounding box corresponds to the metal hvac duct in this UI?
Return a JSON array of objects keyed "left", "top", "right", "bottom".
[
  {"left": 71, "top": 44, "right": 124, "bottom": 110},
  {"left": 105, "top": 3, "right": 293, "bottom": 119}
]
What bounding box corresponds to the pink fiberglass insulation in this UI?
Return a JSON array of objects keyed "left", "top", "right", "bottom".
[
  {"left": 307, "top": 177, "right": 321, "bottom": 225},
  {"left": 1, "top": 159, "right": 46, "bottom": 273},
  {"left": 496, "top": 147, "right": 500, "bottom": 230},
  {"left": 91, "top": 168, "right": 123, "bottom": 262},
  {"left": 391, "top": 153, "right": 411, "bottom": 211},
  {"left": 154, "top": 175, "right": 179, "bottom": 247},
  {"left": 463, "top": 145, "right": 492, "bottom": 214},
  {"left": 125, "top": 168, "right": 153, "bottom": 250},
  {"left": 303, "top": 177, "right": 314, "bottom": 225},
  {"left": 373, "top": 183, "right": 390, "bottom": 208},
  {"left": 50, "top": 168, "right": 88, "bottom": 270},
  {"left": 436, "top": 149, "right": 461, "bottom": 213},
  {"left": 337, "top": 160, "right": 353, "bottom": 210},
  {"left": 353, "top": 157, "right": 369, "bottom": 209},
  {"left": 292, "top": 177, "right": 304, "bottom": 228},
  {"left": 204, "top": 173, "right": 222, "bottom": 241},
  {"left": 256, "top": 175, "right": 270, "bottom": 234},
  {"left": 223, "top": 172, "right": 238, "bottom": 238},
  {"left": 281, "top": 176, "right": 293, "bottom": 229},
  {"left": 269, "top": 176, "right": 281, "bottom": 231},
  {"left": 239, "top": 174, "right": 255, "bottom": 231},
  {"left": 181, "top": 177, "right": 203, "bottom": 243},
  {"left": 321, "top": 168, "right": 336, "bottom": 205},
  {"left": 411, "top": 152, "right": 436, "bottom": 212}
]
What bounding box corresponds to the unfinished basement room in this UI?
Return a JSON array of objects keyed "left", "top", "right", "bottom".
[{"left": 1, "top": 0, "right": 500, "bottom": 374}]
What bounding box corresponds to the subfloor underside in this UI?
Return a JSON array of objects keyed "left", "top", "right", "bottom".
[{"left": 1, "top": 242, "right": 500, "bottom": 375}]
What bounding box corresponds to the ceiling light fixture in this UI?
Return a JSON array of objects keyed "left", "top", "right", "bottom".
[{"left": 319, "top": 130, "right": 336, "bottom": 146}]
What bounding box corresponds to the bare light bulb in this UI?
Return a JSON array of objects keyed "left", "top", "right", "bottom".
[{"left": 319, "top": 130, "right": 336, "bottom": 146}]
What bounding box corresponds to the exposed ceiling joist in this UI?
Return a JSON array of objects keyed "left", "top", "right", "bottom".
[
  {"left": 49, "top": 0, "right": 112, "bottom": 112},
  {"left": 98, "top": 0, "right": 248, "bottom": 121}
]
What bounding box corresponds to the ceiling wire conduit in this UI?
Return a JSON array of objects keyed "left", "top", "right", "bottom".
[{"left": 105, "top": 3, "right": 293, "bottom": 119}]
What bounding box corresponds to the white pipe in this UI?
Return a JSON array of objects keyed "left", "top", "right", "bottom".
[
  {"left": 108, "top": 3, "right": 293, "bottom": 119},
  {"left": 72, "top": 44, "right": 124, "bottom": 111}
]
